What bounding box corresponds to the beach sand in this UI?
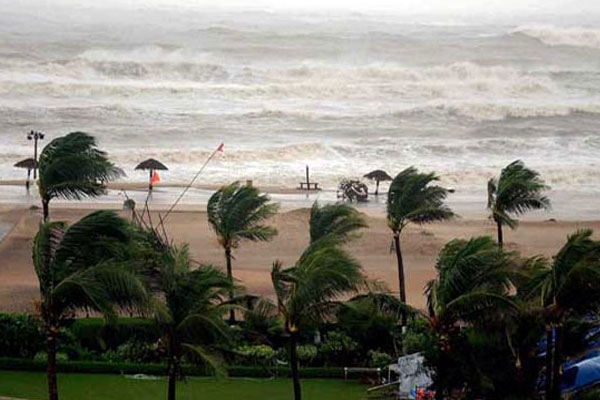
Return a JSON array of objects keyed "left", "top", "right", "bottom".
[{"left": 1, "top": 203, "right": 598, "bottom": 313}]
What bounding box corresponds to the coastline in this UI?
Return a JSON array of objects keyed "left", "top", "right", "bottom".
[{"left": 1, "top": 198, "right": 599, "bottom": 314}]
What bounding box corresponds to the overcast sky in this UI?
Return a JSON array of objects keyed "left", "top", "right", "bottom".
[{"left": 10, "top": 0, "right": 600, "bottom": 15}]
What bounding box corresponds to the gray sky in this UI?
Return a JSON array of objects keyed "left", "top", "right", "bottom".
[{"left": 16, "top": 0, "right": 600, "bottom": 15}]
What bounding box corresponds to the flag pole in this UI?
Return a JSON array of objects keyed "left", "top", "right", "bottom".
[{"left": 162, "top": 143, "right": 223, "bottom": 222}]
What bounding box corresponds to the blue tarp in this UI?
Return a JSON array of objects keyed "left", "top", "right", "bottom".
[{"left": 562, "top": 355, "right": 600, "bottom": 393}]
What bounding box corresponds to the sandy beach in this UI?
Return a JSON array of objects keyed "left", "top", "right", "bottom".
[{"left": 1, "top": 196, "right": 598, "bottom": 314}]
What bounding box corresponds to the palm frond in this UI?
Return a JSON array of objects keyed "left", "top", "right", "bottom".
[
  {"left": 309, "top": 202, "right": 368, "bottom": 245},
  {"left": 387, "top": 166, "right": 455, "bottom": 232},
  {"left": 489, "top": 160, "right": 550, "bottom": 229},
  {"left": 38, "top": 132, "right": 123, "bottom": 202}
]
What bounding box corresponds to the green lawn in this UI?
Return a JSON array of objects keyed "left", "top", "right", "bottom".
[{"left": 0, "top": 371, "right": 369, "bottom": 400}]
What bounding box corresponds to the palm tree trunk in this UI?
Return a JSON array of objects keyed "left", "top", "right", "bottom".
[
  {"left": 394, "top": 233, "right": 407, "bottom": 354},
  {"left": 46, "top": 328, "right": 59, "bottom": 400},
  {"left": 545, "top": 326, "right": 553, "bottom": 400},
  {"left": 43, "top": 198, "right": 50, "bottom": 222},
  {"left": 375, "top": 180, "right": 380, "bottom": 196},
  {"left": 496, "top": 220, "right": 504, "bottom": 249},
  {"left": 289, "top": 333, "right": 302, "bottom": 400},
  {"left": 225, "top": 247, "right": 235, "bottom": 324},
  {"left": 550, "top": 325, "right": 563, "bottom": 400},
  {"left": 167, "top": 333, "right": 177, "bottom": 400},
  {"left": 394, "top": 234, "right": 407, "bottom": 318}
]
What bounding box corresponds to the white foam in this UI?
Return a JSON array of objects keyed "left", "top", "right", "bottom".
[{"left": 514, "top": 25, "right": 600, "bottom": 49}]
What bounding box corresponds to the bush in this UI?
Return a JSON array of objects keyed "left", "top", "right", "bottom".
[
  {"left": 367, "top": 350, "right": 393, "bottom": 368},
  {"left": 116, "top": 340, "right": 162, "bottom": 364},
  {"left": 69, "top": 318, "right": 159, "bottom": 351},
  {"left": 296, "top": 345, "right": 318, "bottom": 366},
  {"left": 320, "top": 331, "right": 360, "bottom": 366},
  {"left": 0, "top": 314, "right": 44, "bottom": 359},
  {"left": 234, "top": 345, "right": 276, "bottom": 366}
]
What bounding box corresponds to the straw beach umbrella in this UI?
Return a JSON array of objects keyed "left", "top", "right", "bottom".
[
  {"left": 363, "top": 169, "right": 392, "bottom": 195},
  {"left": 135, "top": 158, "right": 168, "bottom": 191},
  {"left": 14, "top": 157, "right": 36, "bottom": 189}
]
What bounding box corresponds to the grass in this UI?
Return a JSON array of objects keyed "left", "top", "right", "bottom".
[{"left": 0, "top": 371, "right": 369, "bottom": 400}]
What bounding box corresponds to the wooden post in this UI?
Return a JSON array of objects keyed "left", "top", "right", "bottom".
[{"left": 306, "top": 165, "right": 310, "bottom": 189}]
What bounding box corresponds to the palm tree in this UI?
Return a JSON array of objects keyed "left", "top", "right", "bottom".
[
  {"left": 387, "top": 167, "right": 454, "bottom": 328},
  {"left": 37, "top": 132, "right": 123, "bottom": 221},
  {"left": 271, "top": 202, "right": 367, "bottom": 400},
  {"left": 33, "top": 211, "right": 148, "bottom": 400},
  {"left": 519, "top": 230, "right": 600, "bottom": 400},
  {"left": 487, "top": 160, "right": 550, "bottom": 248},
  {"left": 424, "top": 236, "right": 518, "bottom": 397},
  {"left": 207, "top": 181, "right": 279, "bottom": 323},
  {"left": 309, "top": 201, "right": 367, "bottom": 245},
  {"left": 149, "top": 244, "right": 233, "bottom": 400}
]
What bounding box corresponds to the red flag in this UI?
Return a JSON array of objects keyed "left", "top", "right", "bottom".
[
  {"left": 151, "top": 171, "right": 160, "bottom": 185},
  {"left": 216, "top": 142, "right": 224, "bottom": 152}
]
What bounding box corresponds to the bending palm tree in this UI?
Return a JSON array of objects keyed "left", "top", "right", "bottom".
[
  {"left": 207, "top": 181, "right": 278, "bottom": 323},
  {"left": 519, "top": 230, "right": 600, "bottom": 400},
  {"left": 37, "top": 132, "right": 123, "bottom": 221},
  {"left": 387, "top": 167, "right": 454, "bottom": 328},
  {"left": 487, "top": 160, "right": 550, "bottom": 248},
  {"left": 149, "top": 245, "right": 233, "bottom": 400},
  {"left": 271, "top": 201, "right": 367, "bottom": 400},
  {"left": 309, "top": 201, "right": 367, "bottom": 245},
  {"left": 33, "top": 211, "right": 148, "bottom": 400},
  {"left": 425, "top": 236, "right": 517, "bottom": 397}
]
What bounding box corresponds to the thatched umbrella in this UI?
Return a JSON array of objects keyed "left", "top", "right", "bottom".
[
  {"left": 363, "top": 169, "right": 392, "bottom": 195},
  {"left": 14, "top": 158, "right": 37, "bottom": 189},
  {"left": 135, "top": 158, "right": 168, "bottom": 191}
]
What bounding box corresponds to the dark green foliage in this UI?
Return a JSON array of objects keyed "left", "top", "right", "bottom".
[
  {"left": 69, "top": 318, "right": 159, "bottom": 351},
  {"left": 0, "top": 314, "right": 44, "bottom": 359},
  {"left": 488, "top": 160, "right": 550, "bottom": 246},
  {"left": 319, "top": 331, "right": 359, "bottom": 367},
  {"left": 309, "top": 202, "right": 367, "bottom": 245},
  {"left": 37, "top": 132, "right": 123, "bottom": 220},
  {"left": 487, "top": 160, "right": 550, "bottom": 230},
  {"left": 387, "top": 166, "right": 454, "bottom": 232}
]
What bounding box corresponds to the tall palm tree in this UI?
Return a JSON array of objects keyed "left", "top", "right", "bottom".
[
  {"left": 149, "top": 244, "right": 233, "bottom": 400},
  {"left": 33, "top": 211, "right": 148, "bottom": 400},
  {"left": 207, "top": 181, "right": 279, "bottom": 323},
  {"left": 387, "top": 167, "right": 454, "bottom": 328},
  {"left": 519, "top": 230, "right": 600, "bottom": 400},
  {"left": 271, "top": 202, "right": 367, "bottom": 400},
  {"left": 424, "top": 236, "right": 518, "bottom": 397},
  {"left": 37, "top": 132, "right": 123, "bottom": 221},
  {"left": 487, "top": 160, "right": 550, "bottom": 248}
]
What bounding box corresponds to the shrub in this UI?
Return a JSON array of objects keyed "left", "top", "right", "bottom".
[
  {"left": 234, "top": 345, "right": 276, "bottom": 366},
  {"left": 367, "top": 350, "right": 393, "bottom": 368},
  {"left": 116, "top": 340, "right": 162, "bottom": 364},
  {"left": 320, "top": 331, "right": 360, "bottom": 366},
  {"left": 0, "top": 314, "right": 44, "bottom": 359},
  {"left": 69, "top": 318, "right": 159, "bottom": 351},
  {"left": 296, "top": 345, "right": 318, "bottom": 366}
]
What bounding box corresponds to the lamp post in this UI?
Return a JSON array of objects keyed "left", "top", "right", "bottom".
[{"left": 27, "top": 130, "right": 44, "bottom": 179}]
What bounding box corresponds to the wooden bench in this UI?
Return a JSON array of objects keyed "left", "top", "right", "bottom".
[{"left": 298, "top": 182, "right": 320, "bottom": 190}]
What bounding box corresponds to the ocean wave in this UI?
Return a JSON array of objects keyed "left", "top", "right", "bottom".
[
  {"left": 513, "top": 25, "right": 600, "bottom": 49},
  {"left": 1, "top": 59, "right": 558, "bottom": 100}
]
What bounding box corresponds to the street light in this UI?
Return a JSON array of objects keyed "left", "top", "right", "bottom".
[{"left": 27, "top": 130, "right": 44, "bottom": 180}]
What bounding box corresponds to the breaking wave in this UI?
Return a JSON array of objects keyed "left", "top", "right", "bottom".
[{"left": 513, "top": 25, "right": 600, "bottom": 49}]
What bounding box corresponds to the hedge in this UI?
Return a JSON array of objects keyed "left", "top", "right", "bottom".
[
  {"left": 0, "top": 358, "right": 344, "bottom": 379},
  {"left": 69, "top": 318, "right": 159, "bottom": 351},
  {"left": 0, "top": 314, "right": 44, "bottom": 359}
]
